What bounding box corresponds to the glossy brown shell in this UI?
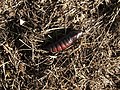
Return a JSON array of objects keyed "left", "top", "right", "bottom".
[{"left": 45, "top": 31, "right": 83, "bottom": 52}]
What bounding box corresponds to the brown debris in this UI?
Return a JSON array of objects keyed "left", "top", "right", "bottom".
[{"left": 0, "top": 0, "right": 120, "bottom": 90}]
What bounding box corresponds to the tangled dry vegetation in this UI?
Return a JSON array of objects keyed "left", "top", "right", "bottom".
[{"left": 0, "top": 0, "right": 120, "bottom": 90}]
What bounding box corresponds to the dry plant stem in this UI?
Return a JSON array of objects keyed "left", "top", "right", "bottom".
[{"left": 0, "top": 0, "right": 120, "bottom": 90}]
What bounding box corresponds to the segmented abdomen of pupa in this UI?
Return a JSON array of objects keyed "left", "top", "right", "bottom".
[{"left": 45, "top": 31, "right": 83, "bottom": 52}]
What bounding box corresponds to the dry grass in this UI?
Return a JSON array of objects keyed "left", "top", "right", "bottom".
[{"left": 0, "top": 0, "right": 120, "bottom": 90}]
